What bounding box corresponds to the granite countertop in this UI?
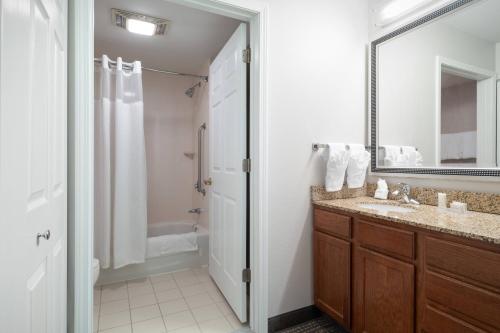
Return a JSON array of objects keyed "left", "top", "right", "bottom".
[{"left": 313, "top": 196, "right": 500, "bottom": 245}]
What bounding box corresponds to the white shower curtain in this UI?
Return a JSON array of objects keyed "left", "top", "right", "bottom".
[{"left": 94, "top": 55, "right": 148, "bottom": 269}]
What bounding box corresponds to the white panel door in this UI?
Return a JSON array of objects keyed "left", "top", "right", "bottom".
[
  {"left": 209, "top": 23, "right": 248, "bottom": 322},
  {"left": 0, "top": 0, "right": 68, "bottom": 332}
]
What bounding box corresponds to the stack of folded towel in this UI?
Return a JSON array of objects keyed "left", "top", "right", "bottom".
[
  {"left": 382, "top": 145, "right": 423, "bottom": 167},
  {"left": 322, "top": 143, "right": 371, "bottom": 192}
]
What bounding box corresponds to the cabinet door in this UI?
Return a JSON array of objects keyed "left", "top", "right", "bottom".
[
  {"left": 314, "top": 231, "right": 351, "bottom": 328},
  {"left": 354, "top": 247, "right": 414, "bottom": 333}
]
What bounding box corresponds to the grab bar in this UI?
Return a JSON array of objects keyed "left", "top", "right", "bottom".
[{"left": 195, "top": 123, "right": 206, "bottom": 196}]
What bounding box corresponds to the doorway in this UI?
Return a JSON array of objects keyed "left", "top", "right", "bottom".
[
  {"left": 435, "top": 56, "right": 497, "bottom": 167},
  {"left": 68, "top": 0, "right": 269, "bottom": 332}
]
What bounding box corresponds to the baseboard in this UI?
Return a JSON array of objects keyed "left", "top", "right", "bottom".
[{"left": 267, "top": 305, "right": 321, "bottom": 332}]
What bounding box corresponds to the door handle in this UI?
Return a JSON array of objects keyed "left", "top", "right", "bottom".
[
  {"left": 204, "top": 178, "right": 212, "bottom": 186},
  {"left": 36, "top": 230, "right": 51, "bottom": 246}
]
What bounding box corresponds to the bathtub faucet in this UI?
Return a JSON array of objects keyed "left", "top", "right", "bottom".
[{"left": 188, "top": 208, "right": 204, "bottom": 214}]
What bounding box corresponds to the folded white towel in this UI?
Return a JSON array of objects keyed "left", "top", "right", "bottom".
[
  {"left": 382, "top": 145, "right": 400, "bottom": 167},
  {"left": 396, "top": 152, "right": 410, "bottom": 167},
  {"left": 322, "top": 143, "right": 349, "bottom": 192},
  {"left": 415, "top": 151, "right": 423, "bottom": 166},
  {"left": 347, "top": 144, "right": 370, "bottom": 188},
  {"left": 401, "top": 146, "right": 417, "bottom": 166}
]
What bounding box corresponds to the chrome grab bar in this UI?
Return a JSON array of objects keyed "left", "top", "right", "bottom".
[{"left": 195, "top": 123, "right": 206, "bottom": 196}]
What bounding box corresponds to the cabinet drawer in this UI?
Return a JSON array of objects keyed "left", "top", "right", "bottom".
[
  {"left": 314, "top": 209, "right": 351, "bottom": 238},
  {"left": 422, "top": 304, "right": 486, "bottom": 333},
  {"left": 425, "top": 271, "right": 500, "bottom": 330},
  {"left": 357, "top": 220, "right": 414, "bottom": 260},
  {"left": 425, "top": 237, "right": 500, "bottom": 291}
]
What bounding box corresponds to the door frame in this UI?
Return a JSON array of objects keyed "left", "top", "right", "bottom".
[
  {"left": 434, "top": 56, "right": 497, "bottom": 167},
  {"left": 67, "top": 0, "right": 270, "bottom": 332}
]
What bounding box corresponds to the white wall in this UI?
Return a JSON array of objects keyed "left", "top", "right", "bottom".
[
  {"left": 143, "top": 71, "right": 197, "bottom": 224},
  {"left": 266, "top": 0, "right": 369, "bottom": 317},
  {"left": 378, "top": 22, "right": 495, "bottom": 165}
]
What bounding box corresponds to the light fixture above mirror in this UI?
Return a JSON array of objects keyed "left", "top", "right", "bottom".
[{"left": 374, "top": 0, "right": 436, "bottom": 26}]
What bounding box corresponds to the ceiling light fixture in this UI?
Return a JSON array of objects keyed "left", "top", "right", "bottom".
[
  {"left": 126, "top": 19, "right": 156, "bottom": 36},
  {"left": 112, "top": 9, "right": 169, "bottom": 36}
]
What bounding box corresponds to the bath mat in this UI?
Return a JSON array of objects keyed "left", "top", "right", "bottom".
[{"left": 277, "top": 316, "right": 348, "bottom": 333}]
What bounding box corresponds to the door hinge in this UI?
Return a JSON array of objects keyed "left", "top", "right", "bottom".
[
  {"left": 242, "top": 158, "right": 251, "bottom": 173},
  {"left": 242, "top": 268, "right": 251, "bottom": 283},
  {"left": 242, "top": 48, "right": 251, "bottom": 63}
]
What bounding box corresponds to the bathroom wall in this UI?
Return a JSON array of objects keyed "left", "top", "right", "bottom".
[
  {"left": 191, "top": 62, "right": 210, "bottom": 230},
  {"left": 264, "top": 0, "right": 369, "bottom": 317},
  {"left": 142, "top": 71, "right": 196, "bottom": 224}
]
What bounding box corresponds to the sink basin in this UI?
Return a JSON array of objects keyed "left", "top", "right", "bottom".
[{"left": 358, "top": 203, "right": 416, "bottom": 214}]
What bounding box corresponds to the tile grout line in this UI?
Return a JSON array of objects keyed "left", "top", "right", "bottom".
[
  {"left": 126, "top": 278, "right": 134, "bottom": 333},
  {"left": 180, "top": 271, "right": 204, "bottom": 333},
  {"left": 152, "top": 275, "right": 170, "bottom": 333},
  {"left": 96, "top": 286, "right": 102, "bottom": 333},
  {"left": 98, "top": 269, "right": 237, "bottom": 333}
]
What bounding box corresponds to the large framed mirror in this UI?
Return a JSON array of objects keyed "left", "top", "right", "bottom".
[{"left": 371, "top": 0, "right": 500, "bottom": 176}]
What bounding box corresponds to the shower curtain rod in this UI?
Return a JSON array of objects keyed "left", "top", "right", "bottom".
[{"left": 93, "top": 58, "right": 209, "bottom": 81}]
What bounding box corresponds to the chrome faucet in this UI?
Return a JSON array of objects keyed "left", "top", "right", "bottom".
[{"left": 392, "top": 183, "right": 419, "bottom": 205}]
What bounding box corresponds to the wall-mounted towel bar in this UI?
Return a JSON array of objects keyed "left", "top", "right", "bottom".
[
  {"left": 312, "top": 143, "right": 417, "bottom": 153},
  {"left": 312, "top": 143, "right": 372, "bottom": 152}
]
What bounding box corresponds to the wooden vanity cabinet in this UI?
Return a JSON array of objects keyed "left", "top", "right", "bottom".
[
  {"left": 353, "top": 219, "right": 415, "bottom": 333},
  {"left": 314, "top": 231, "right": 351, "bottom": 327},
  {"left": 313, "top": 209, "right": 351, "bottom": 329},
  {"left": 419, "top": 235, "right": 500, "bottom": 333},
  {"left": 313, "top": 205, "right": 500, "bottom": 333},
  {"left": 354, "top": 247, "right": 414, "bottom": 333}
]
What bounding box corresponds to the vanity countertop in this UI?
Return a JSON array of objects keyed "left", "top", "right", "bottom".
[{"left": 313, "top": 196, "right": 500, "bottom": 245}]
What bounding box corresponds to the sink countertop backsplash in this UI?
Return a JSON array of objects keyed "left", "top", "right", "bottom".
[
  {"left": 311, "top": 184, "right": 500, "bottom": 215},
  {"left": 313, "top": 196, "right": 500, "bottom": 245}
]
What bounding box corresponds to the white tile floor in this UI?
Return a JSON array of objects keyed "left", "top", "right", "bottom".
[{"left": 94, "top": 267, "right": 245, "bottom": 333}]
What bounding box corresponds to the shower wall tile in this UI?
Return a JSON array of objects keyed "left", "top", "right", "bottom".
[{"left": 142, "top": 71, "right": 196, "bottom": 224}]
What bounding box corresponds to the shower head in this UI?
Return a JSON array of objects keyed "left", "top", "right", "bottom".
[{"left": 184, "top": 81, "right": 202, "bottom": 98}]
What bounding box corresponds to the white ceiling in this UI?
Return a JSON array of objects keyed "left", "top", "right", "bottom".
[
  {"left": 95, "top": 0, "right": 241, "bottom": 74},
  {"left": 441, "top": 0, "right": 500, "bottom": 43}
]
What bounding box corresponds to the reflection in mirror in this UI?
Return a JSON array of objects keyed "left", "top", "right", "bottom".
[
  {"left": 440, "top": 71, "right": 477, "bottom": 166},
  {"left": 376, "top": 0, "right": 500, "bottom": 170}
]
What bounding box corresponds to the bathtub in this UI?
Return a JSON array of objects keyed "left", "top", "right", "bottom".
[{"left": 97, "top": 221, "right": 208, "bottom": 285}]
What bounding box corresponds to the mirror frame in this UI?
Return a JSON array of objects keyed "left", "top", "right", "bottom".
[{"left": 370, "top": 0, "right": 500, "bottom": 177}]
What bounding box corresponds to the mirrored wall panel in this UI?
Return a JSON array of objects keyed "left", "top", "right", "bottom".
[{"left": 374, "top": 0, "right": 500, "bottom": 175}]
